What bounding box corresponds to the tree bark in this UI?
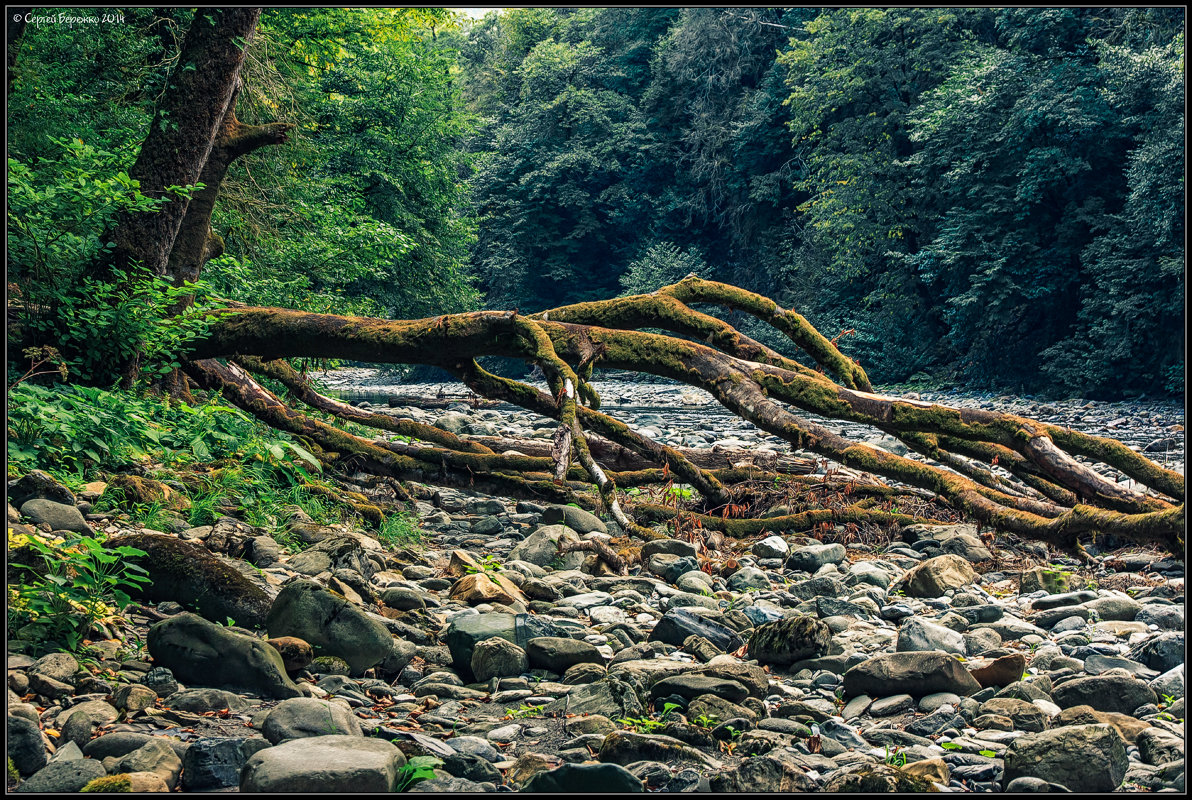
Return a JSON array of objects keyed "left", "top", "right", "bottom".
[
  {"left": 106, "top": 8, "right": 261, "bottom": 280},
  {"left": 185, "top": 283, "right": 1184, "bottom": 552}
]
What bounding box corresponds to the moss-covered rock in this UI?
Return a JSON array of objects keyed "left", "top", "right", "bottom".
[
  {"left": 107, "top": 533, "right": 272, "bottom": 628},
  {"left": 104, "top": 475, "right": 190, "bottom": 511},
  {"left": 748, "top": 616, "right": 831, "bottom": 666},
  {"left": 80, "top": 774, "right": 132, "bottom": 792}
]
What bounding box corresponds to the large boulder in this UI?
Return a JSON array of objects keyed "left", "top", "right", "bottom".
[
  {"left": 147, "top": 613, "right": 301, "bottom": 699},
  {"left": 266, "top": 580, "right": 395, "bottom": 675},
  {"left": 842, "top": 651, "right": 982, "bottom": 698},
  {"left": 748, "top": 616, "right": 830, "bottom": 666},
  {"left": 508, "top": 525, "right": 585, "bottom": 569},
  {"left": 1002, "top": 724, "right": 1127, "bottom": 793},
  {"left": 1051, "top": 674, "right": 1158, "bottom": 715},
  {"left": 260, "top": 698, "right": 362, "bottom": 744},
  {"left": 286, "top": 535, "right": 376, "bottom": 579},
  {"left": 897, "top": 555, "right": 977, "bottom": 598},
  {"left": 240, "top": 735, "right": 406, "bottom": 793},
  {"left": 107, "top": 533, "right": 273, "bottom": 628},
  {"left": 540, "top": 505, "right": 608, "bottom": 534},
  {"left": 19, "top": 499, "right": 90, "bottom": 534}
]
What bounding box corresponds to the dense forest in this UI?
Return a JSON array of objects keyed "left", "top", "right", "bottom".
[
  {"left": 4, "top": 13, "right": 1185, "bottom": 793},
  {"left": 7, "top": 7, "right": 1184, "bottom": 397}
]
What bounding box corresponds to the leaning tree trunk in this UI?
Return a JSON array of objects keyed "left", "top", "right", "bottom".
[
  {"left": 182, "top": 278, "right": 1184, "bottom": 554},
  {"left": 104, "top": 8, "right": 261, "bottom": 282}
]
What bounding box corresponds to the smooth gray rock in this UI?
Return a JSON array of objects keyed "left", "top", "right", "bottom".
[
  {"left": 525, "top": 637, "right": 603, "bottom": 673},
  {"left": 786, "top": 543, "right": 846, "bottom": 573},
  {"left": 147, "top": 613, "right": 301, "bottom": 699},
  {"left": 540, "top": 505, "right": 608, "bottom": 534},
  {"left": 19, "top": 499, "right": 90, "bottom": 533},
  {"left": 1003, "top": 724, "right": 1127, "bottom": 793},
  {"left": 266, "top": 580, "right": 395, "bottom": 675},
  {"left": 522, "top": 762, "right": 642, "bottom": 793},
  {"left": 470, "top": 637, "right": 529, "bottom": 682},
  {"left": 240, "top": 735, "right": 407, "bottom": 792},
  {"left": 896, "top": 617, "right": 966, "bottom": 655},
  {"left": 1051, "top": 674, "right": 1157, "bottom": 715},
  {"left": 842, "top": 651, "right": 982, "bottom": 698},
  {"left": 14, "top": 758, "right": 105, "bottom": 793},
  {"left": 508, "top": 525, "right": 584, "bottom": 569},
  {"left": 7, "top": 715, "right": 47, "bottom": 775},
  {"left": 261, "top": 698, "right": 363, "bottom": 744},
  {"left": 444, "top": 612, "right": 570, "bottom": 681},
  {"left": 649, "top": 608, "right": 743, "bottom": 653}
]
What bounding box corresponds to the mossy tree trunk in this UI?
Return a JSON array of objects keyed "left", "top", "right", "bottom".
[{"left": 181, "top": 279, "right": 1184, "bottom": 554}]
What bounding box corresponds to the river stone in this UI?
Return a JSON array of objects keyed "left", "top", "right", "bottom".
[
  {"left": 286, "top": 535, "right": 375, "bottom": 579},
  {"left": 107, "top": 533, "right": 273, "bottom": 628},
  {"left": 540, "top": 505, "right": 608, "bottom": 534},
  {"left": 522, "top": 762, "right": 641, "bottom": 793},
  {"left": 1030, "top": 589, "right": 1099, "bottom": 611},
  {"left": 8, "top": 715, "right": 48, "bottom": 775},
  {"left": 261, "top": 698, "right": 363, "bottom": 744},
  {"left": 978, "top": 698, "right": 1048, "bottom": 732},
  {"left": 181, "top": 737, "right": 270, "bottom": 790},
  {"left": 1051, "top": 674, "right": 1157, "bottom": 715},
  {"left": 597, "top": 730, "right": 720, "bottom": 768},
  {"left": 542, "top": 677, "right": 644, "bottom": 719},
  {"left": 165, "top": 688, "right": 250, "bottom": 713},
  {"left": 147, "top": 613, "right": 301, "bottom": 699},
  {"left": 110, "top": 739, "right": 183, "bottom": 790},
  {"left": 1136, "top": 603, "right": 1183, "bottom": 630},
  {"left": 1138, "top": 728, "right": 1184, "bottom": 766},
  {"left": 969, "top": 653, "right": 1026, "bottom": 688},
  {"left": 699, "top": 660, "right": 769, "bottom": 699},
  {"left": 898, "top": 555, "right": 977, "bottom": 597},
  {"left": 470, "top": 637, "right": 529, "bottom": 682},
  {"left": 786, "top": 543, "right": 846, "bottom": 572},
  {"left": 727, "top": 566, "right": 769, "bottom": 592},
  {"left": 639, "top": 539, "right": 698, "bottom": 560},
  {"left": 31, "top": 651, "right": 79, "bottom": 683},
  {"left": 14, "top": 758, "right": 106, "bottom": 793},
  {"left": 748, "top": 616, "right": 830, "bottom": 666},
  {"left": 710, "top": 751, "right": 818, "bottom": 792},
  {"left": 752, "top": 535, "right": 789, "bottom": 560},
  {"left": 1129, "top": 632, "right": 1184, "bottom": 673},
  {"left": 19, "top": 499, "right": 90, "bottom": 534},
  {"left": 649, "top": 607, "right": 743, "bottom": 652},
  {"left": 1083, "top": 594, "right": 1142, "bottom": 621},
  {"left": 8, "top": 470, "right": 77, "bottom": 507},
  {"left": 525, "top": 637, "right": 603, "bottom": 672},
  {"left": 896, "top": 617, "right": 966, "bottom": 655},
  {"left": 650, "top": 675, "right": 748, "bottom": 704},
  {"left": 240, "top": 735, "right": 406, "bottom": 792},
  {"left": 1003, "top": 724, "right": 1127, "bottom": 793},
  {"left": 1055, "top": 706, "right": 1153, "bottom": 744},
  {"left": 843, "top": 651, "right": 982, "bottom": 698},
  {"left": 821, "top": 763, "right": 932, "bottom": 792},
  {"left": 266, "top": 580, "right": 395, "bottom": 675},
  {"left": 59, "top": 700, "right": 120, "bottom": 749},
  {"left": 444, "top": 613, "right": 570, "bottom": 681},
  {"left": 380, "top": 587, "right": 426, "bottom": 611},
  {"left": 1150, "top": 664, "right": 1184, "bottom": 701},
  {"left": 266, "top": 636, "right": 314, "bottom": 672},
  {"left": 508, "top": 525, "right": 584, "bottom": 569},
  {"left": 450, "top": 572, "right": 527, "bottom": 607},
  {"left": 940, "top": 533, "right": 993, "bottom": 563}
]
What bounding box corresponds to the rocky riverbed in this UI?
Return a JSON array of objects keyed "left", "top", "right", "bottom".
[{"left": 5, "top": 376, "right": 1185, "bottom": 793}]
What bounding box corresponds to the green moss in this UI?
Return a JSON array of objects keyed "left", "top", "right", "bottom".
[
  {"left": 81, "top": 774, "right": 133, "bottom": 792},
  {"left": 7, "top": 757, "right": 19, "bottom": 785}
]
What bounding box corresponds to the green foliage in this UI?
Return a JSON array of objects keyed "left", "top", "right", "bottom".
[
  {"left": 377, "top": 510, "right": 424, "bottom": 549},
  {"left": 505, "top": 704, "right": 543, "bottom": 719},
  {"left": 395, "top": 756, "right": 442, "bottom": 792},
  {"left": 8, "top": 532, "right": 151, "bottom": 654},
  {"left": 7, "top": 138, "right": 211, "bottom": 384},
  {"left": 618, "top": 715, "right": 666, "bottom": 733},
  {"left": 884, "top": 744, "right": 908, "bottom": 767},
  {"left": 465, "top": 555, "right": 505, "bottom": 574},
  {"left": 620, "top": 242, "right": 707, "bottom": 295}
]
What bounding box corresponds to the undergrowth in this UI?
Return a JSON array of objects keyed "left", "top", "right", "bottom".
[{"left": 7, "top": 382, "right": 414, "bottom": 544}]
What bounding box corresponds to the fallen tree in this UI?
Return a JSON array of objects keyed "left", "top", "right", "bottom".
[
  {"left": 19, "top": 12, "right": 1177, "bottom": 559},
  {"left": 180, "top": 276, "right": 1184, "bottom": 555}
]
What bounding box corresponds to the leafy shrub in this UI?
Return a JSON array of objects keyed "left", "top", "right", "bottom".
[{"left": 8, "top": 531, "right": 150, "bottom": 653}]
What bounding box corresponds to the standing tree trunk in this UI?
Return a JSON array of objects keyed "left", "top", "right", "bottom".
[{"left": 105, "top": 8, "right": 261, "bottom": 280}]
